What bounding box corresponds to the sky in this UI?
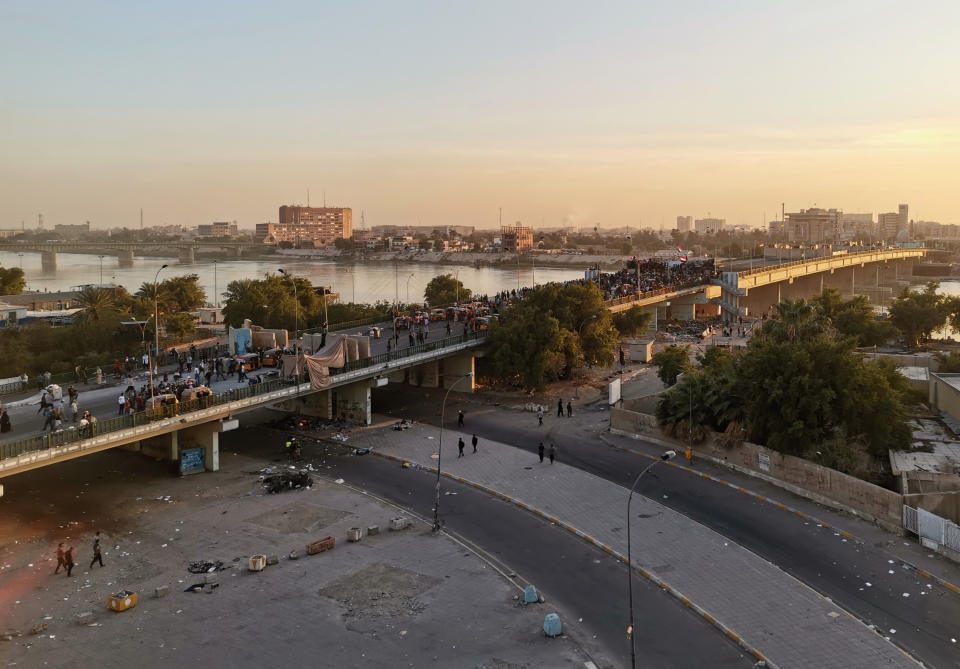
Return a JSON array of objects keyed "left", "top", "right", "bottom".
[{"left": 1, "top": 0, "right": 958, "bottom": 231}]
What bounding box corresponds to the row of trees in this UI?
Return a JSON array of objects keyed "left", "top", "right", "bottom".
[
  {"left": 0, "top": 266, "right": 25, "bottom": 295},
  {"left": 653, "top": 291, "right": 919, "bottom": 480}
]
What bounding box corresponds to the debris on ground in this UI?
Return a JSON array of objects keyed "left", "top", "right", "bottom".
[
  {"left": 393, "top": 419, "right": 413, "bottom": 431},
  {"left": 187, "top": 560, "right": 225, "bottom": 574},
  {"left": 261, "top": 470, "right": 314, "bottom": 494}
]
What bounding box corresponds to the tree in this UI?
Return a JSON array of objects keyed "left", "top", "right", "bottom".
[
  {"left": 651, "top": 345, "right": 691, "bottom": 386},
  {"left": 164, "top": 313, "right": 196, "bottom": 342},
  {"left": 612, "top": 305, "right": 653, "bottom": 338},
  {"left": 220, "top": 274, "right": 321, "bottom": 331},
  {"left": 424, "top": 274, "right": 471, "bottom": 307},
  {"left": 488, "top": 301, "right": 561, "bottom": 391},
  {"left": 0, "top": 267, "right": 26, "bottom": 295},
  {"left": 75, "top": 286, "right": 116, "bottom": 322},
  {"left": 889, "top": 282, "right": 946, "bottom": 348}
]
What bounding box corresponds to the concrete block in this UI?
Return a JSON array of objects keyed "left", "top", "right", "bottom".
[
  {"left": 154, "top": 585, "right": 170, "bottom": 598},
  {"left": 76, "top": 612, "right": 94, "bottom": 626},
  {"left": 367, "top": 525, "right": 380, "bottom": 536},
  {"left": 266, "top": 554, "right": 279, "bottom": 566},
  {"left": 204, "top": 573, "right": 219, "bottom": 585},
  {"left": 389, "top": 517, "right": 409, "bottom": 531},
  {"left": 347, "top": 527, "right": 362, "bottom": 542}
]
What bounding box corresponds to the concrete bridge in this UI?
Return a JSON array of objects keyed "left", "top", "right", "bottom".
[
  {"left": 0, "top": 240, "right": 254, "bottom": 270},
  {"left": 0, "top": 332, "right": 484, "bottom": 482}
]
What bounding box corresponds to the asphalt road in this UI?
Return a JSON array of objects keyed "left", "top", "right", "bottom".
[
  {"left": 323, "top": 448, "right": 751, "bottom": 668},
  {"left": 371, "top": 388, "right": 960, "bottom": 669}
]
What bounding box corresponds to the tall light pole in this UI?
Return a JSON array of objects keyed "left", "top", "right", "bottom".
[
  {"left": 454, "top": 268, "right": 460, "bottom": 305},
  {"left": 406, "top": 273, "right": 415, "bottom": 305},
  {"left": 278, "top": 267, "right": 299, "bottom": 345},
  {"left": 98, "top": 255, "right": 105, "bottom": 285},
  {"left": 345, "top": 268, "right": 355, "bottom": 303},
  {"left": 433, "top": 371, "right": 474, "bottom": 532},
  {"left": 17, "top": 252, "right": 23, "bottom": 270},
  {"left": 213, "top": 260, "right": 218, "bottom": 308},
  {"left": 626, "top": 450, "right": 676, "bottom": 669},
  {"left": 151, "top": 264, "right": 169, "bottom": 404}
]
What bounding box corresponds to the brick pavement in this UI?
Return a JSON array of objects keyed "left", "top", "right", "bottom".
[{"left": 354, "top": 420, "right": 920, "bottom": 669}]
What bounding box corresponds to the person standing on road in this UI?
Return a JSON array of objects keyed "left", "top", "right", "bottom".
[
  {"left": 0, "top": 408, "right": 11, "bottom": 434},
  {"left": 117, "top": 394, "right": 126, "bottom": 416},
  {"left": 548, "top": 443, "right": 556, "bottom": 464},
  {"left": 538, "top": 442, "right": 545, "bottom": 463},
  {"left": 64, "top": 546, "right": 75, "bottom": 577},
  {"left": 95, "top": 366, "right": 103, "bottom": 385},
  {"left": 472, "top": 434, "right": 478, "bottom": 453},
  {"left": 457, "top": 437, "right": 465, "bottom": 458},
  {"left": 89, "top": 531, "right": 104, "bottom": 569},
  {"left": 54, "top": 543, "right": 66, "bottom": 574},
  {"left": 457, "top": 409, "right": 464, "bottom": 427},
  {"left": 566, "top": 401, "right": 572, "bottom": 418},
  {"left": 537, "top": 406, "right": 543, "bottom": 426},
  {"left": 557, "top": 398, "right": 564, "bottom": 417}
]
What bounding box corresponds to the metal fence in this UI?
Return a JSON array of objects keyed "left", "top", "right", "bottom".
[
  {"left": 0, "top": 330, "right": 488, "bottom": 464},
  {"left": 904, "top": 505, "right": 960, "bottom": 555}
]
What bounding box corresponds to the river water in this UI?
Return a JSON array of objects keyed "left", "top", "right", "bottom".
[{"left": 0, "top": 251, "right": 585, "bottom": 306}]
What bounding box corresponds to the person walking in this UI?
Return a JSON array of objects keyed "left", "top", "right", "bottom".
[
  {"left": 64, "top": 546, "right": 75, "bottom": 577},
  {"left": 89, "top": 531, "right": 104, "bottom": 569},
  {"left": 537, "top": 406, "right": 543, "bottom": 426},
  {"left": 471, "top": 434, "right": 478, "bottom": 453},
  {"left": 457, "top": 410, "right": 464, "bottom": 427},
  {"left": 0, "top": 408, "right": 11, "bottom": 434},
  {"left": 457, "top": 437, "right": 465, "bottom": 458},
  {"left": 538, "top": 442, "right": 545, "bottom": 463},
  {"left": 95, "top": 366, "right": 103, "bottom": 385},
  {"left": 557, "top": 398, "right": 564, "bottom": 417},
  {"left": 566, "top": 400, "right": 573, "bottom": 418},
  {"left": 548, "top": 443, "right": 556, "bottom": 464},
  {"left": 54, "top": 543, "right": 66, "bottom": 574}
]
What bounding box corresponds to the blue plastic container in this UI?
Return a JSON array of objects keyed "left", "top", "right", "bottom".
[{"left": 543, "top": 612, "right": 562, "bottom": 637}]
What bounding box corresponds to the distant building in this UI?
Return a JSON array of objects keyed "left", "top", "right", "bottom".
[
  {"left": 694, "top": 218, "right": 725, "bottom": 234},
  {"left": 256, "top": 206, "right": 353, "bottom": 246},
  {"left": 768, "top": 220, "right": 785, "bottom": 237},
  {"left": 197, "top": 221, "right": 238, "bottom": 237},
  {"left": 500, "top": 224, "right": 533, "bottom": 252},
  {"left": 53, "top": 222, "right": 90, "bottom": 238},
  {"left": 784, "top": 208, "right": 841, "bottom": 244},
  {"left": 676, "top": 216, "right": 692, "bottom": 234},
  {"left": 447, "top": 225, "right": 475, "bottom": 237}
]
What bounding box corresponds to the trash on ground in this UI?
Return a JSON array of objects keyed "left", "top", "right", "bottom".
[
  {"left": 262, "top": 470, "right": 314, "bottom": 494},
  {"left": 187, "top": 560, "right": 225, "bottom": 574}
]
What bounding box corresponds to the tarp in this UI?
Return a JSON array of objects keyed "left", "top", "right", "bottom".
[{"left": 305, "top": 334, "right": 347, "bottom": 389}]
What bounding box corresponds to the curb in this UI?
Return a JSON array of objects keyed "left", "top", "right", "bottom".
[
  {"left": 371, "top": 449, "right": 779, "bottom": 668},
  {"left": 598, "top": 433, "right": 960, "bottom": 599}
]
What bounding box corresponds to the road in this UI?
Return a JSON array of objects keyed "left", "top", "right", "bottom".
[
  {"left": 323, "top": 446, "right": 751, "bottom": 668},
  {"left": 370, "top": 387, "right": 960, "bottom": 669}
]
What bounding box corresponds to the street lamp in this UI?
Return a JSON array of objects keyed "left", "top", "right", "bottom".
[
  {"left": 213, "top": 260, "right": 218, "bottom": 308},
  {"left": 626, "top": 450, "right": 676, "bottom": 669},
  {"left": 345, "top": 268, "right": 356, "bottom": 303},
  {"left": 98, "top": 255, "right": 105, "bottom": 285},
  {"left": 151, "top": 264, "right": 169, "bottom": 404},
  {"left": 277, "top": 268, "right": 298, "bottom": 341},
  {"left": 433, "top": 371, "right": 474, "bottom": 532},
  {"left": 406, "top": 273, "right": 415, "bottom": 305},
  {"left": 17, "top": 252, "right": 23, "bottom": 270}
]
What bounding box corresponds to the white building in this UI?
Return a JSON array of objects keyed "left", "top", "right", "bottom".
[{"left": 694, "top": 218, "right": 725, "bottom": 234}]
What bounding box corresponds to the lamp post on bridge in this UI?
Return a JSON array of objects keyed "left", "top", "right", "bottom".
[
  {"left": 151, "top": 264, "right": 169, "bottom": 405},
  {"left": 433, "top": 371, "right": 474, "bottom": 532}
]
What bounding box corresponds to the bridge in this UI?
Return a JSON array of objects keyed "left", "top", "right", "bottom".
[
  {"left": 0, "top": 240, "right": 255, "bottom": 270},
  {"left": 0, "top": 331, "right": 485, "bottom": 481},
  {"left": 603, "top": 248, "right": 928, "bottom": 324}
]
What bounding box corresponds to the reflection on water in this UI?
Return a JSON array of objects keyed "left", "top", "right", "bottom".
[{"left": 0, "top": 251, "right": 586, "bottom": 306}]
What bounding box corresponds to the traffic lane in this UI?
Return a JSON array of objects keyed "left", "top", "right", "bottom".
[
  {"left": 370, "top": 401, "right": 960, "bottom": 667},
  {"left": 326, "top": 453, "right": 751, "bottom": 669}
]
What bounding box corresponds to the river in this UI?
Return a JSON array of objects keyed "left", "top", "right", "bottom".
[{"left": 0, "top": 251, "right": 585, "bottom": 306}]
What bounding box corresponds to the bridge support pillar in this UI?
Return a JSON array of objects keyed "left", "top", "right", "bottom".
[
  {"left": 117, "top": 250, "right": 135, "bottom": 267},
  {"left": 140, "top": 431, "right": 179, "bottom": 464},
  {"left": 180, "top": 423, "right": 220, "bottom": 472},
  {"left": 233, "top": 246, "right": 243, "bottom": 259},
  {"left": 411, "top": 361, "right": 440, "bottom": 388},
  {"left": 333, "top": 381, "right": 371, "bottom": 425},
  {"left": 41, "top": 250, "right": 57, "bottom": 272},
  {"left": 276, "top": 389, "right": 332, "bottom": 417},
  {"left": 178, "top": 246, "right": 195, "bottom": 264},
  {"left": 442, "top": 353, "right": 475, "bottom": 392}
]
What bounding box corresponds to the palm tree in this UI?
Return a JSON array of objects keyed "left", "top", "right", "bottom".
[{"left": 75, "top": 286, "right": 115, "bottom": 322}]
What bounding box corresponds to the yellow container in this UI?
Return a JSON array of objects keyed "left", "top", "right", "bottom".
[{"left": 108, "top": 591, "right": 138, "bottom": 612}]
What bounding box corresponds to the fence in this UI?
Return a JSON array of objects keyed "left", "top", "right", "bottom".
[
  {"left": 904, "top": 505, "right": 960, "bottom": 558},
  {"left": 0, "top": 330, "right": 488, "bottom": 465}
]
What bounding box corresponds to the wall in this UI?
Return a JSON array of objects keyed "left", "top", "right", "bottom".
[
  {"left": 904, "top": 490, "right": 960, "bottom": 523},
  {"left": 610, "top": 407, "right": 903, "bottom": 532},
  {"left": 930, "top": 373, "right": 960, "bottom": 426}
]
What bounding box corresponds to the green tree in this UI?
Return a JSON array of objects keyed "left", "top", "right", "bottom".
[
  {"left": 612, "top": 305, "right": 653, "bottom": 337},
  {"left": 0, "top": 266, "right": 26, "bottom": 295},
  {"left": 164, "top": 313, "right": 196, "bottom": 341},
  {"left": 424, "top": 274, "right": 471, "bottom": 307},
  {"left": 75, "top": 286, "right": 116, "bottom": 322},
  {"left": 889, "top": 282, "right": 947, "bottom": 348},
  {"left": 488, "top": 301, "right": 561, "bottom": 391},
  {"left": 651, "top": 345, "right": 691, "bottom": 386},
  {"left": 221, "top": 273, "right": 320, "bottom": 331}
]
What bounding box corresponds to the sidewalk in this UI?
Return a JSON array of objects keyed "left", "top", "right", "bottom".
[{"left": 354, "top": 420, "right": 918, "bottom": 669}]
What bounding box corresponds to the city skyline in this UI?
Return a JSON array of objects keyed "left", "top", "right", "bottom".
[{"left": 2, "top": 1, "right": 958, "bottom": 230}]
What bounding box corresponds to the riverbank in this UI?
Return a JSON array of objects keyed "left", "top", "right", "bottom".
[{"left": 277, "top": 247, "right": 629, "bottom": 271}]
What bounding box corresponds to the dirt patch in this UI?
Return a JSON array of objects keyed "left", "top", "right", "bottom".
[
  {"left": 318, "top": 561, "right": 440, "bottom": 621},
  {"left": 245, "top": 502, "right": 351, "bottom": 535}
]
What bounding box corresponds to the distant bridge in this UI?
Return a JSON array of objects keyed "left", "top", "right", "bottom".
[{"left": 0, "top": 240, "right": 256, "bottom": 269}]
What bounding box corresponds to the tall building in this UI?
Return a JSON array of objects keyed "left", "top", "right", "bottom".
[
  {"left": 256, "top": 206, "right": 353, "bottom": 246},
  {"left": 676, "top": 216, "right": 692, "bottom": 234},
  {"left": 694, "top": 218, "right": 725, "bottom": 234},
  {"left": 877, "top": 204, "right": 908, "bottom": 241},
  {"left": 197, "top": 221, "right": 238, "bottom": 237},
  {"left": 500, "top": 224, "right": 533, "bottom": 252},
  {"left": 784, "top": 208, "right": 841, "bottom": 244}
]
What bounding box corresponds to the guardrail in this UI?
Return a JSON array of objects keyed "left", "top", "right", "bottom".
[
  {"left": 0, "top": 330, "right": 489, "bottom": 466},
  {"left": 302, "top": 315, "right": 389, "bottom": 335},
  {"left": 735, "top": 247, "right": 925, "bottom": 279}
]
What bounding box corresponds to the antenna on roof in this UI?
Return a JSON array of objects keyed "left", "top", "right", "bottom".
[
  {"left": 308, "top": 189, "right": 310, "bottom": 207},
  {"left": 323, "top": 189, "right": 326, "bottom": 208}
]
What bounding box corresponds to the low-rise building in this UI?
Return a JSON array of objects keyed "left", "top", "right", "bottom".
[{"left": 500, "top": 224, "right": 533, "bottom": 252}]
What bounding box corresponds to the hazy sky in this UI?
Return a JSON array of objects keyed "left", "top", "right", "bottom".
[{"left": 1, "top": 1, "right": 958, "bottom": 230}]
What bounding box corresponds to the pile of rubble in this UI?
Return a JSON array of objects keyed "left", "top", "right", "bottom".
[{"left": 261, "top": 469, "right": 314, "bottom": 494}]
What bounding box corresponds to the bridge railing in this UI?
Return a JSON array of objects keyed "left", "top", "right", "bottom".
[
  {"left": 0, "top": 331, "right": 489, "bottom": 465},
  {"left": 735, "top": 247, "right": 925, "bottom": 279}
]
